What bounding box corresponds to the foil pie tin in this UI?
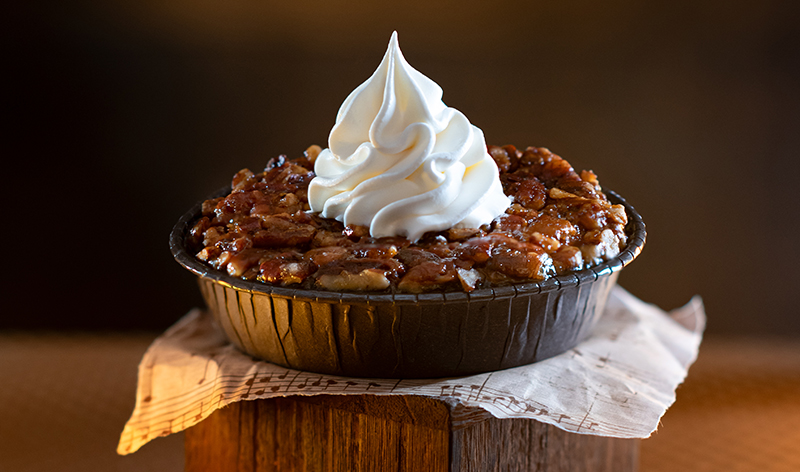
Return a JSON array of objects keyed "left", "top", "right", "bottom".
[{"left": 171, "top": 189, "right": 646, "bottom": 379}]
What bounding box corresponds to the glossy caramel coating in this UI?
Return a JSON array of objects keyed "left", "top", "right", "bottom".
[{"left": 188, "top": 145, "right": 628, "bottom": 292}]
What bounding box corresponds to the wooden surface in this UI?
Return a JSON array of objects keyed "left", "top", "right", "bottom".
[
  {"left": 184, "top": 395, "right": 638, "bottom": 472},
  {"left": 639, "top": 338, "right": 800, "bottom": 472},
  {"left": 0, "top": 335, "right": 797, "bottom": 471},
  {"left": 1, "top": 335, "right": 796, "bottom": 471}
]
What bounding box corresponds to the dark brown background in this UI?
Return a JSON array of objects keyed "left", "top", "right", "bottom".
[{"left": 5, "top": 0, "right": 799, "bottom": 335}]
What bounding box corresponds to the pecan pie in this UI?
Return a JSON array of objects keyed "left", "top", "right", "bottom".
[{"left": 187, "top": 145, "right": 628, "bottom": 293}]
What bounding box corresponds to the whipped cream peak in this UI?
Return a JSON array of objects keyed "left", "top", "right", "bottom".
[{"left": 308, "top": 31, "right": 510, "bottom": 241}]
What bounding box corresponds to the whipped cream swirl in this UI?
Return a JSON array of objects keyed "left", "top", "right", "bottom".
[{"left": 308, "top": 32, "right": 510, "bottom": 241}]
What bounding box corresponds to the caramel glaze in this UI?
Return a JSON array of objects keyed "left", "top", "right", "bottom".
[{"left": 188, "top": 145, "right": 628, "bottom": 293}]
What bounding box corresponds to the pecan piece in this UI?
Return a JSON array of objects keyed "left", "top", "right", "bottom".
[
  {"left": 552, "top": 245, "right": 584, "bottom": 273},
  {"left": 350, "top": 243, "right": 399, "bottom": 259},
  {"left": 316, "top": 270, "right": 391, "bottom": 292},
  {"left": 229, "top": 215, "right": 262, "bottom": 235},
  {"left": 202, "top": 226, "right": 228, "bottom": 247},
  {"left": 447, "top": 227, "right": 481, "bottom": 241},
  {"left": 493, "top": 214, "right": 527, "bottom": 234},
  {"left": 397, "top": 260, "right": 458, "bottom": 293},
  {"left": 529, "top": 231, "right": 561, "bottom": 252},
  {"left": 231, "top": 169, "right": 256, "bottom": 192},
  {"left": 257, "top": 253, "right": 314, "bottom": 285},
  {"left": 453, "top": 235, "right": 506, "bottom": 264},
  {"left": 607, "top": 204, "right": 628, "bottom": 226},
  {"left": 580, "top": 169, "right": 600, "bottom": 189},
  {"left": 314, "top": 258, "right": 404, "bottom": 291},
  {"left": 253, "top": 215, "right": 316, "bottom": 247},
  {"left": 311, "top": 230, "right": 352, "bottom": 248},
  {"left": 202, "top": 197, "right": 224, "bottom": 217},
  {"left": 294, "top": 144, "right": 322, "bottom": 169},
  {"left": 581, "top": 229, "right": 621, "bottom": 266},
  {"left": 488, "top": 244, "right": 555, "bottom": 281},
  {"left": 188, "top": 216, "right": 211, "bottom": 249},
  {"left": 218, "top": 190, "right": 269, "bottom": 217},
  {"left": 515, "top": 176, "right": 547, "bottom": 210},
  {"left": 344, "top": 225, "right": 370, "bottom": 240},
  {"left": 305, "top": 246, "right": 350, "bottom": 266},
  {"left": 397, "top": 247, "right": 441, "bottom": 267},
  {"left": 527, "top": 213, "right": 577, "bottom": 243},
  {"left": 272, "top": 193, "right": 303, "bottom": 215},
  {"left": 228, "top": 248, "right": 277, "bottom": 278},
  {"left": 489, "top": 145, "right": 513, "bottom": 173},
  {"left": 456, "top": 267, "right": 481, "bottom": 292}
]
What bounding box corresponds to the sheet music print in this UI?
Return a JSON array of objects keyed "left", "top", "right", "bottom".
[
  {"left": 120, "top": 348, "right": 626, "bottom": 452},
  {"left": 119, "top": 359, "right": 623, "bottom": 454},
  {"left": 118, "top": 288, "right": 705, "bottom": 455}
]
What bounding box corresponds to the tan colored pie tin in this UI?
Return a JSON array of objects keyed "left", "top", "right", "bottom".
[{"left": 171, "top": 189, "right": 645, "bottom": 378}]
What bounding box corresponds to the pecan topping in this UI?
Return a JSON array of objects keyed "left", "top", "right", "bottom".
[{"left": 188, "top": 145, "right": 628, "bottom": 292}]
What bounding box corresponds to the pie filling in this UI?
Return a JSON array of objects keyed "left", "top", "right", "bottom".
[{"left": 187, "top": 145, "right": 628, "bottom": 293}]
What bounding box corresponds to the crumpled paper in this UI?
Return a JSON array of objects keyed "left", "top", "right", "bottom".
[{"left": 118, "top": 286, "right": 704, "bottom": 455}]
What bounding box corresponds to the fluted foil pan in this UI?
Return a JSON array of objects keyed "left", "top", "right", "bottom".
[{"left": 171, "top": 189, "right": 645, "bottom": 378}]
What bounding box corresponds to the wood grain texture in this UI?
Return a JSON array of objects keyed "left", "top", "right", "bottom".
[
  {"left": 451, "top": 416, "right": 638, "bottom": 472},
  {"left": 185, "top": 395, "right": 638, "bottom": 471}
]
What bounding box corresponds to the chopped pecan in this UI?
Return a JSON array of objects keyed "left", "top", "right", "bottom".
[
  {"left": 229, "top": 215, "right": 262, "bottom": 235},
  {"left": 580, "top": 169, "right": 600, "bottom": 189},
  {"left": 541, "top": 154, "right": 575, "bottom": 184},
  {"left": 529, "top": 231, "right": 561, "bottom": 252},
  {"left": 581, "top": 229, "right": 621, "bottom": 266},
  {"left": 489, "top": 145, "right": 512, "bottom": 173},
  {"left": 311, "top": 230, "right": 352, "bottom": 248},
  {"left": 575, "top": 201, "right": 609, "bottom": 231},
  {"left": 202, "top": 198, "right": 224, "bottom": 217},
  {"left": 252, "top": 215, "right": 316, "bottom": 247},
  {"left": 608, "top": 204, "right": 628, "bottom": 226},
  {"left": 397, "top": 260, "right": 458, "bottom": 293},
  {"left": 294, "top": 144, "right": 322, "bottom": 169},
  {"left": 397, "top": 247, "right": 442, "bottom": 267},
  {"left": 227, "top": 248, "right": 277, "bottom": 277},
  {"left": 456, "top": 267, "right": 481, "bottom": 292},
  {"left": 552, "top": 245, "right": 584, "bottom": 273},
  {"left": 315, "top": 258, "right": 404, "bottom": 280},
  {"left": 314, "top": 258, "right": 404, "bottom": 291},
  {"left": 202, "top": 226, "right": 228, "bottom": 247},
  {"left": 488, "top": 244, "right": 555, "bottom": 281},
  {"left": 196, "top": 246, "right": 221, "bottom": 262},
  {"left": 316, "top": 270, "right": 391, "bottom": 292},
  {"left": 488, "top": 144, "right": 522, "bottom": 173},
  {"left": 519, "top": 179, "right": 548, "bottom": 210},
  {"left": 493, "top": 214, "right": 527, "bottom": 234},
  {"left": 526, "top": 213, "right": 577, "bottom": 243},
  {"left": 188, "top": 217, "right": 211, "bottom": 249},
  {"left": 257, "top": 252, "right": 314, "bottom": 285},
  {"left": 270, "top": 193, "right": 303, "bottom": 215},
  {"left": 305, "top": 246, "right": 350, "bottom": 266},
  {"left": 265, "top": 154, "right": 287, "bottom": 171},
  {"left": 217, "top": 190, "right": 269, "bottom": 217},
  {"left": 344, "top": 225, "right": 370, "bottom": 240},
  {"left": 454, "top": 236, "right": 497, "bottom": 264},
  {"left": 190, "top": 145, "right": 630, "bottom": 291},
  {"left": 208, "top": 250, "right": 233, "bottom": 270},
  {"left": 447, "top": 227, "right": 481, "bottom": 241},
  {"left": 350, "top": 243, "right": 398, "bottom": 259},
  {"left": 232, "top": 169, "right": 256, "bottom": 192}
]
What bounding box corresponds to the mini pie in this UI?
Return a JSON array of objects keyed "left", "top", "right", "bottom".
[{"left": 172, "top": 33, "right": 645, "bottom": 377}]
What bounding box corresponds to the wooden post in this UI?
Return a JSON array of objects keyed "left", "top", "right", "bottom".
[{"left": 185, "top": 395, "right": 639, "bottom": 472}]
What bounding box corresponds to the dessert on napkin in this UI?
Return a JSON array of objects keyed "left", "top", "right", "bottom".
[
  {"left": 169, "top": 31, "right": 646, "bottom": 378},
  {"left": 119, "top": 33, "right": 700, "bottom": 455}
]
